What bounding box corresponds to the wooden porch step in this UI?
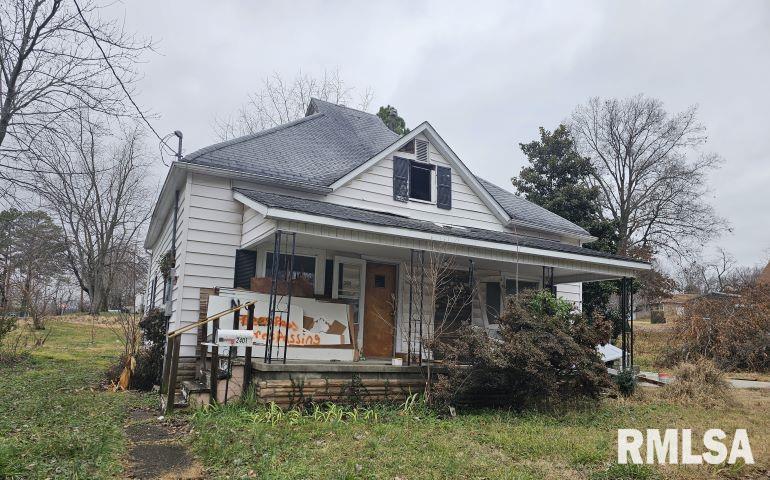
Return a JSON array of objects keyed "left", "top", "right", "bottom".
[
  {"left": 159, "top": 391, "right": 188, "bottom": 411},
  {"left": 181, "top": 380, "right": 209, "bottom": 402}
]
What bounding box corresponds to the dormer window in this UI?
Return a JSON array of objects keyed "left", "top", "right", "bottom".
[
  {"left": 393, "top": 143, "right": 452, "bottom": 210},
  {"left": 409, "top": 161, "right": 434, "bottom": 201}
]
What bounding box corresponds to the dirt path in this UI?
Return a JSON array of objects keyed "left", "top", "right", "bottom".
[{"left": 124, "top": 409, "right": 204, "bottom": 479}]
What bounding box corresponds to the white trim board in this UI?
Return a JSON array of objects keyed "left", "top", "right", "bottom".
[{"left": 231, "top": 193, "right": 649, "bottom": 274}]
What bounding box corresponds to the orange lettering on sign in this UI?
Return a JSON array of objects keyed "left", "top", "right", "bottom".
[{"left": 252, "top": 329, "right": 321, "bottom": 346}]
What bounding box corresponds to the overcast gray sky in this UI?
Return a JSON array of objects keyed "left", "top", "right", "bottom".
[{"left": 114, "top": 0, "right": 770, "bottom": 268}]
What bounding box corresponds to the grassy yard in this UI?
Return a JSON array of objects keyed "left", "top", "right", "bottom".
[
  {"left": 0, "top": 317, "right": 151, "bottom": 479},
  {"left": 189, "top": 389, "right": 769, "bottom": 479},
  {"left": 633, "top": 321, "right": 670, "bottom": 372},
  {"left": 1, "top": 317, "right": 768, "bottom": 480}
]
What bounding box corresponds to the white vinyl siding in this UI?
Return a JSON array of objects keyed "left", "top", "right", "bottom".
[
  {"left": 241, "top": 207, "right": 276, "bottom": 248},
  {"left": 167, "top": 173, "right": 245, "bottom": 356},
  {"left": 327, "top": 134, "right": 507, "bottom": 232},
  {"left": 556, "top": 282, "right": 583, "bottom": 310}
]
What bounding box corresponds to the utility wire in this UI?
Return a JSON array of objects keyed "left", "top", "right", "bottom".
[{"left": 72, "top": 0, "right": 176, "bottom": 165}]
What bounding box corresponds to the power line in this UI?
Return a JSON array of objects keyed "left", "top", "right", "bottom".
[{"left": 72, "top": 0, "right": 176, "bottom": 166}]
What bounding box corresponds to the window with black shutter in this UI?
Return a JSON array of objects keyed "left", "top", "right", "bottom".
[
  {"left": 233, "top": 249, "right": 257, "bottom": 289},
  {"left": 150, "top": 276, "right": 157, "bottom": 308},
  {"left": 409, "top": 161, "right": 433, "bottom": 201}
]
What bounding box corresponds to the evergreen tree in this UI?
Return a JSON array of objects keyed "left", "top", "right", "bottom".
[
  {"left": 512, "top": 125, "right": 617, "bottom": 320},
  {"left": 377, "top": 105, "right": 409, "bottom": 135}
]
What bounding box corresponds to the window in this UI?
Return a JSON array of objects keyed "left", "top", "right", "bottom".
[
  {"left": 485, "top": 282, "right": 501, "bottom": 324},
  {"left": 409, "top": 161, "right": 433, "bottom": 201},
  {"left": 334, "top": 260, "right": 363, "bottom": 327},
  {"left": 486, "top": 279, "right": 540, "bottom": 324},
  {"left": 504, "top": 279, "right": 540, "bottom": 296},
  {"left": 265, "top": 253, "right": 316, "bottom": 285},
  {"left": 163, "top": 277, "right": 172, "bottom": 304},
  {"left": 150, "top": 276, "right": 158, "bottom": 307}
]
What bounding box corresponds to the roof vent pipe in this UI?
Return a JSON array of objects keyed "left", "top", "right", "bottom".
[{"left": 173, "top": 131, "right": 183, "bottom": 161}]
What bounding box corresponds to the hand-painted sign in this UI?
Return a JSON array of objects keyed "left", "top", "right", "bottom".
[{"left": 205, "top": 291, "right": 356, "bottom": 361}]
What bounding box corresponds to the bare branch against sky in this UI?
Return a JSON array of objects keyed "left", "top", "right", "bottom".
[
  {"left": 0, "top": 0, "right": 154, "bottom": 190},
  {"left": 0, "top": 0, "right": 767, "bottom": 266},
  {"left": 214, "top": 69, "right": 373, "bottom": 141}
]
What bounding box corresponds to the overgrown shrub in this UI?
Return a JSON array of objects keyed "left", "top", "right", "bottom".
[
  {"left": 661, "top": 285, "right": 770, "bottom": 372},
  {"left": 131, "top": 308, "right": 167, "bottom": 390},
  {"left": 661, "top": 359, "right": 731, "bottom": 407},
  {"left": 650, "top": 310, "right": 665, "bottom": 324},
  {"left": 433, "top": 290, "right": 612, "bottom": 409}
]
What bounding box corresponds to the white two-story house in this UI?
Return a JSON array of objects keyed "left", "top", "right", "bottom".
[{"left": 144, "top": 99, "right": 648, "bottom": 381}]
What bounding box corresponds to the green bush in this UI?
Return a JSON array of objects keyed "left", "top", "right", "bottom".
[
  {"left": 614, "top": 368, "right": 636, "bottom": 397},
  {"left": 433, "top": 290, "right": 612, "bottom": 409}
]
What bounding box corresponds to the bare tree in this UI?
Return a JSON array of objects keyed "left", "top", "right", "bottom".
[
  {"left": 570, "top": 95, "right": 729, "bottom": 256},
  {"left": 215, "top": 69, "right": 373, "bottom": 140},
  {"left": 391, "top": 247, "right": 475, "bottom": 403},
  {"left": 0, "top": 0, "right": 152, "bottom": 189},
  {"left": 677, "top": 247, "right": 763, "bottom": 294},
  {"left": 29, "top": 114, "right": 151, "bottom": 315}
]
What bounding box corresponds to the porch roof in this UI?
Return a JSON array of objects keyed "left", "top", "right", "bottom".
[{"left": 233, "top": 188, "right": 648, "bottom": 269}]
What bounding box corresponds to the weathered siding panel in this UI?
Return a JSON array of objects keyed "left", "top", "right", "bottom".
[{"left": 146, "top": 181, "right": 188, "bottom": 313}]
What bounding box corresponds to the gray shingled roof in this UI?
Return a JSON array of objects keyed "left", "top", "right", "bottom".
[
  {"left": 182, "top": 98, "right": 399, "bottom": 188},
  {"left": 233, "top": 188, "right": 641, "bottom": 264},
  {"left": 184, "top": 98, "right": 590, "bottom": 239},
  {"left": 476, "top": 177, "right": 591, "bottom": 237}
]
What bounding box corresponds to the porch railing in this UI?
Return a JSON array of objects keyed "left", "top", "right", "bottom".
[{"left": 161, "top": 300, "right": 257, "bottom": 413}]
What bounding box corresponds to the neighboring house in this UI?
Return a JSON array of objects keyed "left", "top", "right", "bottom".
[
  {"left": 143, "top": 99, "right": 649, "bottom": 373},
  {"left": 638, "top": 293, "right": 700, "bottom": 321}
]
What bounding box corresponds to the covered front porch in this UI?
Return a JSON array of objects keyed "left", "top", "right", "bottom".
[
  {"left": 231, "top": 216, "right": 644, "bottom": 362},
  {"left": 162, "top": 206, "right": 647, "bottom": 410}
]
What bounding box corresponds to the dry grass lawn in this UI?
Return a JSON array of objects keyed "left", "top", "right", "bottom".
[{"left": 634, "top": 319, "right": 770, "bottom": 381}]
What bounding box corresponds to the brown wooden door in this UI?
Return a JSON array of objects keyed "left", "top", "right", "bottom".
[{"left": 363, "top": 262, "right": 397, "bottom": 358}]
